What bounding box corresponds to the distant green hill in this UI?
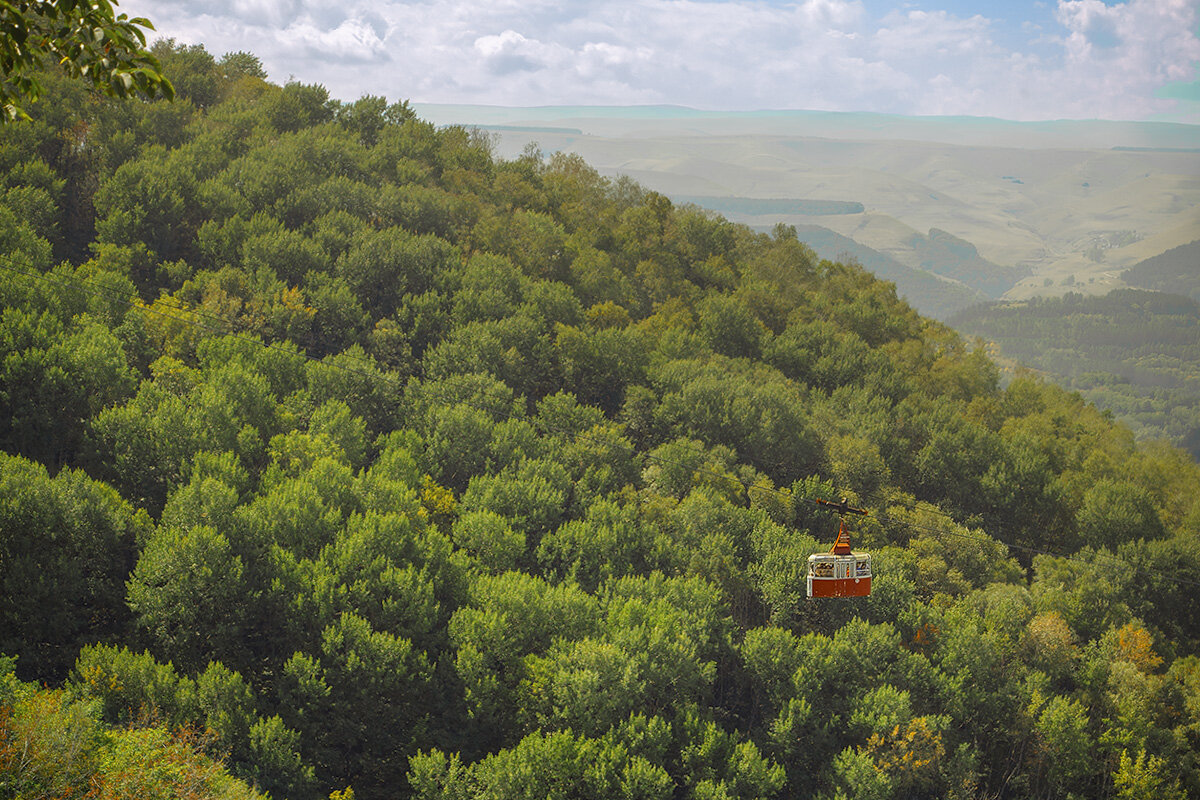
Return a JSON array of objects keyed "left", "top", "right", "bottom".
[
  {"left": 672, "top": 201, "right": 988, "bottom": 320},
  {"left": 677, "top": 197, "right": 1021, "bottom": 307},
  {"left": 1122, "top": 239, "right": 1200, "bottom": 300},
  {"left": 950, "top": 288, "right": 1200, "bottom": 456},
  {"left": 790, "top": 224, "right": 987, "bottom": 319},
  {"left": 908, "top": 227, "right": 1028, "bottom": 298}
]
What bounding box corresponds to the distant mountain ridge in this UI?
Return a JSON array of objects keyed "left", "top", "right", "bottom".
[
  {"left": 788, "top": 224, "right": 987, "bottom": 319},
  {"left": 671, "top": 199, "right": 1009, "bottom": 317},
  {"left": 907, "top": 227, "right": 1028, "bottom": 298},
  {"left": 675, "top": 196, "right": 864, "bottom": 217},
  {"left": 416, "top": 103, "right": 1200, "bottom": 150}
]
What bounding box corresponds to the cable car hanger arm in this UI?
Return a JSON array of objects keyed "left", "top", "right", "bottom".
[{"left": 812, "top": 497, "right": 868, "bottom": 516}]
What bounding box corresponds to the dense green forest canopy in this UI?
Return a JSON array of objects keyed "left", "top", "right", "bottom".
[
  {"left": 2, "top": 42, "right": 1200, "bottom": 800},
  {"left": 951, "top": 289, "right": 1200, "bottom": 458}
]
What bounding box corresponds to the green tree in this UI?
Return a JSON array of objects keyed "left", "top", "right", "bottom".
[
  {"left": 310, "top": 510, "right": 466, "bottom": 650},
  {"left": 279, "top": 613, "right": 432, "bottom": 798},
  {"left": 336, "top": 227, "right": 458, "bottom": 319},
  {"left": 0, "top": 0, "right": 173, "bottom": 120},
  {"left": 423, "top": 314, "right": 557, "bottom": 399},
  {"left": 218, "top": 50, "right": 267, "bottom": 81},
  {"left": 472, "top": 208, "right": 568, "bottom": 280},
  {"left": 127, "top": 525, "right": 250, "bottom": 675},
  {"left": 70, "top": 643, "right": 194, "bottom": 728},
  {"left": 1113, "top": 749, "right": 1186, "bottom": 800},
  {"left": 653, "top": 357, "right": 820, "bottom": 485},
  {"left": 676, "top": 710, "right": 786, "bottom": 800},
  {"left": 1031, "top": 552, "right": 1131, "bottom": 642},
  {"left": 903, "top": 396, "right": 1003, "bottom": 517},
  {"left": 697, "top": 294, "right": 768, "bottom": 360},
  {"left": 262, "top": 80, "right": 333, "bottom": 133},
  {"left": 0, "top": 454, "right": 145, "bottom": 680},
  {"left": 553, "top": 322, "right": 649, "bottom": 413},
  {"left": 410, "top": 728, "right": 674, "bottom": 800},
  {"left": 1077, "top": 479, "right": 1165, "bottom": 550},
  {"left": 1032, "top": 694, "right": 1093, "bottom": 793},
  {"left": 538, "top": 497, "right": 655, "bottom": 592},
  {"left": 460, "top": 457, "right": 571, "bottom": 550},
  {"left": 0, "top": 307, "right": 136, "bottom": 465},
  {"left": 88, "top": 354, "right": 274, "bottom": 515},
  {"left": 93, "top": 146, "right": 202, "bottom": 264},
  {"left": 448, "top": 572, "right": 598, "bottom": 751},
  {"left": 453, "top": 509, "right": 525, "bottom": 574},
  {"left": 450, "top": 252, "right": 523, "bottom": 325},
  {"left": 151, "top": 40, "right": 218, "bottom": 108}
]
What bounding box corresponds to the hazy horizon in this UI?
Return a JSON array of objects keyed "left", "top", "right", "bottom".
[
  {"left": 410, "top": 101, "right": 1200, "bottom": 149},
  {"left": 124, "top": 0, "right": 1200, "bottom": 124}
]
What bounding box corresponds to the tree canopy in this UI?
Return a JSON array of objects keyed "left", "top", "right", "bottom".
[{"left": 1, "top": 42, "right": 1199, "bottom": 800}]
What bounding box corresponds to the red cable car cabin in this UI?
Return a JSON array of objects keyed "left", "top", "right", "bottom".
[{"left": 807, "top": 500, "right": 872, "bottom": 598}]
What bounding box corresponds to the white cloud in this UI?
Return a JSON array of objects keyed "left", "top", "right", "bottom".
[
  {"left": 119, "top": 0, "right": 1200, "bottom": 121},
  {"left": 875, "top": 9, "right": 996, "bottom": 60},
  {"left": 1042, "top": 0, "right": 1200, "bottom": 118},
  {"left": 474, "top": 30, "right": 552, "bottom": 74},
  {"left": 278, "top": 14, "right": 390, "bottom": 63}
]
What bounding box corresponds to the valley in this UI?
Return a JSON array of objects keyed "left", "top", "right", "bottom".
[{"left": 417, "top": 104, "right": 1200, "bottom": 317}]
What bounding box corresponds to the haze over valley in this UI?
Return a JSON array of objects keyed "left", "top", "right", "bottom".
[{"left": 416, "top": 104, "right": 1200, "bottom": 319}]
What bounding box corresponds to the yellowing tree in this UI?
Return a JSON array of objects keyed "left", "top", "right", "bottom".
[
  {"left": 863, "top": 716, "right": 946, "bottom": 793},
  {"left": 1114, "top": 749, "right": 1185, "bottom": 800},
  {"left": 1113, "top": 622, "right": 1164, "bottom": 673}
]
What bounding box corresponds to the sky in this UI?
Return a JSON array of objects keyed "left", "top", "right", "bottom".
[{"left": 122, "top": 0, "right": 1200, "bottom": 123}]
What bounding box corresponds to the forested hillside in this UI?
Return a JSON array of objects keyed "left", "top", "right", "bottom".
[
  {"left": 1122, "top": 240, "right": 1200, "bottom": 300},
  {"left": 3, "top": 42, "right": 1200, "bottom": 800},
  {"left": 788, "top": 224, "right": 987, "bottom": 320},
  {"left": 950, "top": 290, "right": 1200, "bottom": 458}
]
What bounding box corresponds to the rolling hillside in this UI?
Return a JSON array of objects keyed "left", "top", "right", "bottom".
[
  {"left": 1122, "top": 239, "right": 1200, "bottom": 300},
  {"left": 951, "top": 288, "right": 1200, "bottom": 456},
  {"left": 417, "top": 104, "right": 1200, "bottom": 318},
  {"left": 3, "top": 48, "right": 1200, "bottom": 800}
]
